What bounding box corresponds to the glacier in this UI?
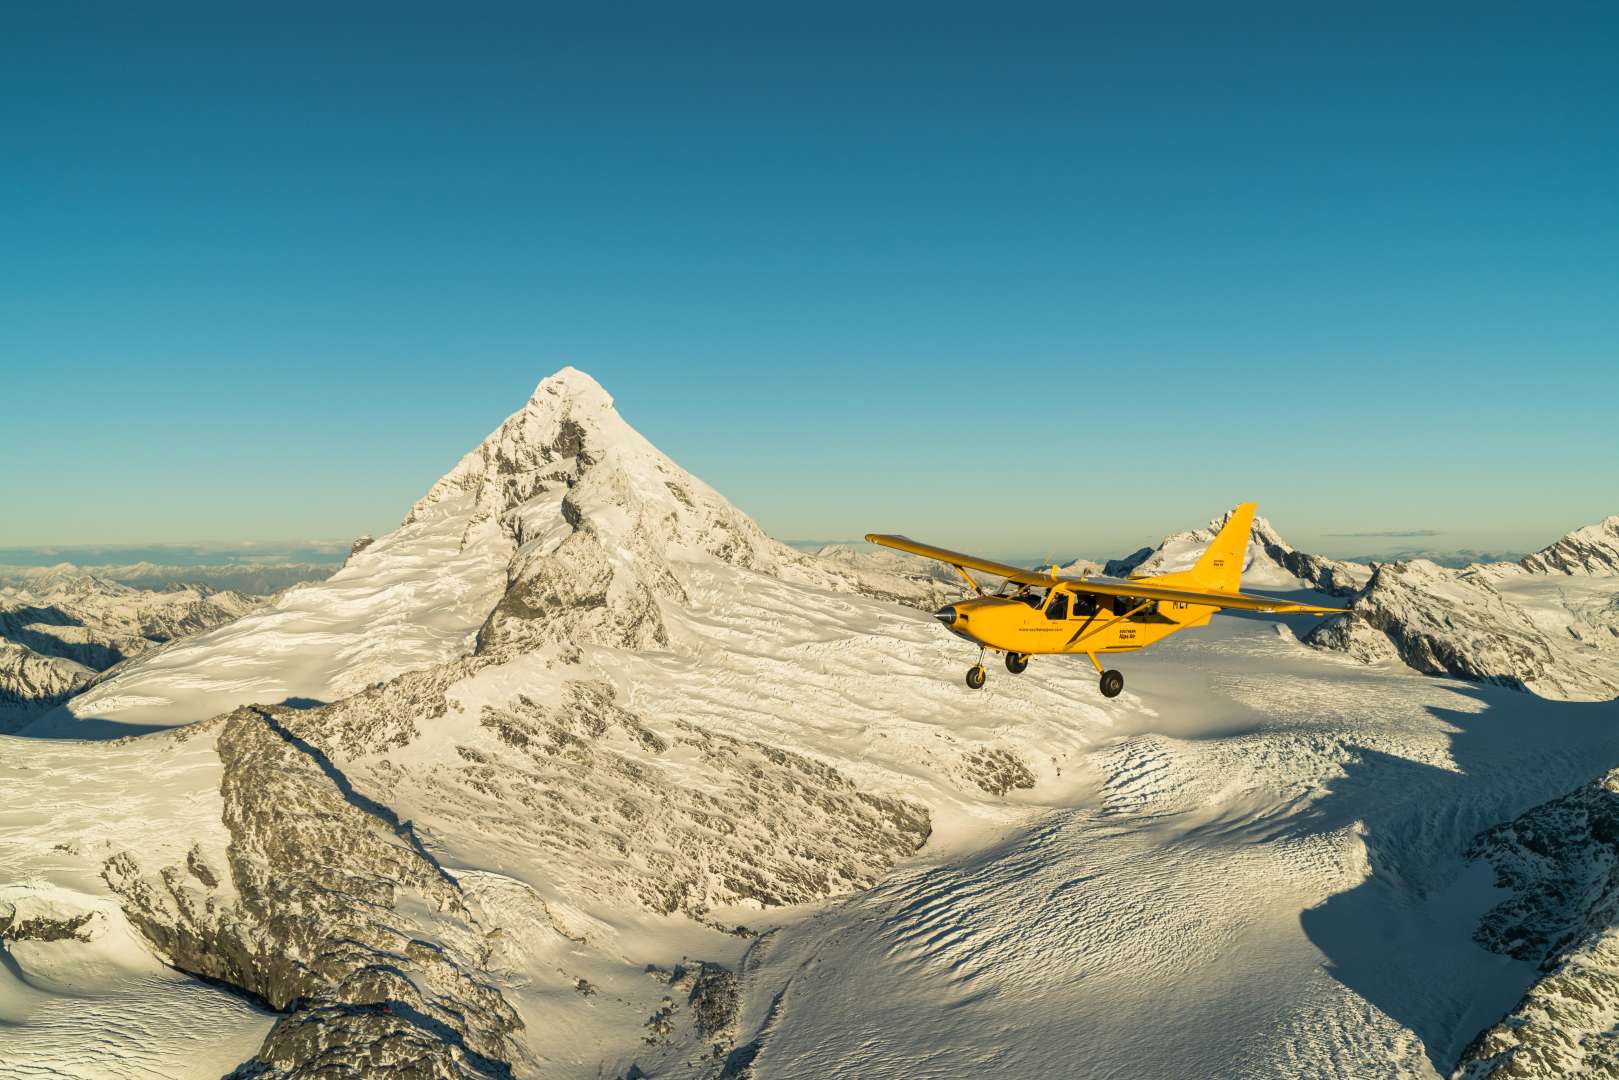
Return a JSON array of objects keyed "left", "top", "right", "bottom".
[{"left": 3, "top": 367, "right": 1618, "bottom": 1079}]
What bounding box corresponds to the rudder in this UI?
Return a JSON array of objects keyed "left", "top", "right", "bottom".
[{"left": 1183, "top": 502, "right": 1255, "bottom": 593}]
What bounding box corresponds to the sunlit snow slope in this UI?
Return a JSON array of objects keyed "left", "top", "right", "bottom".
[{"left": 4, "top": 368, "right": 1618, "bottom": 1080}]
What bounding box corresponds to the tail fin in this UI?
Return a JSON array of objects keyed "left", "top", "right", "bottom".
[{"left": 1177, "top": 502, "right": 1256, "bottom": 593}]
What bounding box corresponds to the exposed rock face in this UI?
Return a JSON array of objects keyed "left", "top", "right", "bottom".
[
  {"left": 478, "top": 521, "right": 674, "bottom": 656},
  {"left": 475, "top": 681, "right": 931, "bottom": 913},
  {"left": 1297, "top": 606, "right": 1402, "bottom": 664},
  {"left": 103, "top": 705, "right": 523, "bottom": 1079},
  {"left": 959, "top": 747, "right": 1038, "bottom": 796},
  {"left": 0, "top": 639, "right": 91, "bottom": 717},
  {"left": 408, "top": 368, "right": 780, "bottom": 660},
  {"left": 1307, "top": 561, "right": 1554, "bottom": 691},
  {"left": 1518, "top": 517, "right": 1619, "bottom": 576},
  {"left": 0, "top": 902, "right": 101, "bottom": 944},
  {"left": 1104, "top": 547, "right": 1156, "bottom": 578},
  {"left": 1468, "top": 771, "right": 1619, "bottom": 968},
  {"left": 95, "top": 652, "right": 930, "bottom": 1074},
  {"left": 1454, "top": 770, "right": 1619, "bottom": 1078},
  {"left": 1305, "top": 519, "right": 1619, "bottom": 701},
  {"left": 341, "top": 674, "right": 933, "bottom": 918}
]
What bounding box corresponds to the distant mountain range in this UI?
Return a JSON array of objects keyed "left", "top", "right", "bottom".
[
  {"left": 0, "top": 574, "right": 260, "bottom": 725},
  {"left": 0, "top": 560, "right": 338, "bottom": 595}
]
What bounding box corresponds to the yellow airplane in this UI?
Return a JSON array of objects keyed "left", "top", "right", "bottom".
[{"left": 866, "top": 502, "right": 1347, "bottom": 698}]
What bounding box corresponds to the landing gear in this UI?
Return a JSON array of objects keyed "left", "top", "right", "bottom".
[
  {"left": 1099, "top": 669, "right": 1125, "bottom": 698},
  {"left": 1004, "top": 652, "right": 1028, "bottom": 675},
  {"left": 966, "top": 664, "right": 987, "bottom": 689}
]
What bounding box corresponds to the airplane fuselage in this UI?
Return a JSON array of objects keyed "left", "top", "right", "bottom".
[{"left": 935, "top": 588, "right": 1218, "bottom": 660}]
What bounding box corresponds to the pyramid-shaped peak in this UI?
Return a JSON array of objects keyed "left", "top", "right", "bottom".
[
  {"left": 401, "top": 369, "right": 780, "bottom": 578},
  {"left": 408, "top": 368, "right": 644, "bottom": 525},
  {"left": 528, "top": 366, "right": 615, "bottom": 412}
]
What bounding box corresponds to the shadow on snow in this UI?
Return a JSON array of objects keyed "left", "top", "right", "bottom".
[{"left": 1298, "top": 682, "right": 1619, "bottom": 1073}]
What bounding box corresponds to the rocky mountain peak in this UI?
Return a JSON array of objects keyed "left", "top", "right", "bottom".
[
  {"left": 406, "top": 367, "right": 631, "bottom": 528},
  {"left": 406, "top": 368, "right": 775, "bottom": 566},
  {"left": 1105, "top": 509, "right": 1365, "bottom": 596},
  {"left": 397, "top": 368, "right": 784, "bottom": 658}
]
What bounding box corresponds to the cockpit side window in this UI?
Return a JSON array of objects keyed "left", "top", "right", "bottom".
[
  {"left": 1045, "top": 591, "right": 1069, "bottom": 620},
  {"left": 1073, "top": 593, "right": 1099, "bottom": 617}
]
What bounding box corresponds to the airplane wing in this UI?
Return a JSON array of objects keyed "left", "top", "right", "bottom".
[
  {"left": 864, "top": 533, "right": 1347, "bottom": 615},
  {"left": 864, "top": 534, "right": 1053, "bottom": 587},
  {"left": 1052, "top": 577, "right": 1347, "bottom": 615}
]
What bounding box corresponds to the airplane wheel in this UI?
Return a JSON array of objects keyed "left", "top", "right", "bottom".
[
  {"left": 966, "top": 664, "right": 987, "bottom": 690},
  {"left": 1099, "top": 669, "right": 1124, "bottom": 698},
  {"left": 1005, "top": 652, "right": 1028, "bottom": 674}
]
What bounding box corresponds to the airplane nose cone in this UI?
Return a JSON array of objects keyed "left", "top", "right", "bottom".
[{"left": 935, "top": 605, "right": 958, "bottom": 627}]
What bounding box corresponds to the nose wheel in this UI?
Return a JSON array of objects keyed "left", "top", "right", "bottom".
[
  {"left": 1004, "top": 652, "right": 1028, "bottom": 674},
  {"left": 1099, "top": 669, "right": 1124, "bottom": 698},
  {"left": 966, "top": 664, "right": 987, "bottom": 689}
]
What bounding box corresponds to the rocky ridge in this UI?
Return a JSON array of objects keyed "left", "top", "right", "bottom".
[
  {"left": 1454, "top": 769, "right": 1619, "bottom": 1078},
  {"left": 0, "top": 640, "right": 91, "bottom": 716},
  {"left": 1305, "top": 521, "right": 1619, "bottom": 702},
  {"left": 104, "top": 704, "right": 526, "bottom": 1078},
  {"left": 1517, "top": 517, "right": 1619, "bottom": 576}
]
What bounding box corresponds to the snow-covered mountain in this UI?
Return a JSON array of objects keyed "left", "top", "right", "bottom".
[
  {"left": 0, "top": 576, "right": 259, "bottom": 726},
  {"left": 1305, "top": 520, "right": 1619, "bottom": 701},
  {"left": 1106, "top": 509, "right": 1370, "bottom": 595},
  {"left": 24, "top": 370, "right": 893, "bottom": 738},
  {"left": 0, "top": 640, "right": 89, "bottom": 717},
  {"left": 1516, "top": 517, "right": 1619, "bottom": 575},
  {"left": 4, "top": 368, "right": 1618, "bottom": 1080},
  {"left": 1, "top": 369, "right": 1099, "bottom": 1077}
]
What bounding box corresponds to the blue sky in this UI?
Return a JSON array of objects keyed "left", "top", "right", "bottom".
[{"left": 4, "top": 3, "right": 1616, "bottom": 559}]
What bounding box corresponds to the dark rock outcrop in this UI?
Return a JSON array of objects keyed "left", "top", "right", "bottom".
[
  {"left": 1518, "top": 517, "right": 1619, "bottom": 576},
  {"left": 103, "top": 705, "right": 523, "bottom": 1078},
  {"left": 1455, "top": 770, "right": 1619, "bottom": 1078},
  {"left": 1304, "top": 558, "right": 1619, "bottom": 700}
]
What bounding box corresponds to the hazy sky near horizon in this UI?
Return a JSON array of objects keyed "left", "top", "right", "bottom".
[{"left": 5, "top": 3, "right": 1616, "bottom": 558}]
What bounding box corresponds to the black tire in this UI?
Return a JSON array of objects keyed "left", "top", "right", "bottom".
[
  {"left": 1099, "top": 669, "right": 1124, "bottom": 698},
  {"left": 966, "top": 664, "right": 987, "bottom": 689},
  {"left": 1005, "top": 652, "right": 1028, "bottom": 674}
]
